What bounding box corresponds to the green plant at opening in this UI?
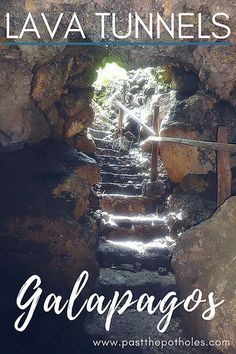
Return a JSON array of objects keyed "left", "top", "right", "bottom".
[{"left": 154, "top": 67, "right": 176, "bottom": 92}]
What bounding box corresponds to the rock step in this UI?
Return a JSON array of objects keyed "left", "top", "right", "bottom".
[
  {"left": 88, "top": 128, "right": 110, "bottom": 139},
  {"left": 100, "top": 163, "right": 143, "bottom": 175},
  {"left": 99, "top": 182, "right": 142, "bottom": 195},
  {"left": 97, "top": 154, "right": 135, "bottom": 165},
  {"left": 101, "top": 172, "right": 148, "bottom": 184},
  {"left": 108, "top": 214, "right": 167, "bottom": 226},
  {"left": 95, "top": 268, "right": 177, "bottom": 299},
  {"left": 103, "top": 224, "right": 169, "bottom": 242},
  {"left": 96, "top": 148, "right": 128, "bottom": 157},
  {"left": 99, "top": 215, "right": 172, "bottom": 240},
  {"left": 94, "top": 138, "right": 113, "bottom": 150},
  {"left": 97, "top": 240, "right": 174, "bottom": 270},
  {"left": 99, "top": 194, "right": 156, "bottom": 215}
]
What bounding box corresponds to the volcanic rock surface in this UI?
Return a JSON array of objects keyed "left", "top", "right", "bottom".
[{"left": 172, "top": 197, "right": 236, "bottom": 353}]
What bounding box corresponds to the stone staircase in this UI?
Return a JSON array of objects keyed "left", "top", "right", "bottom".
[
  {"left": 90, "top": 127, "right": 169, "bottom": 239},
  {"left": 85, "top": 127, "right": 217, "bottom": 354}
]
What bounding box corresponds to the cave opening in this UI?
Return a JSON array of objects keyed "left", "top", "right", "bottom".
[
  {"left": 1, "top": 36, "right": 235, "bottom": 354},
  {"left": 86, "top": 55, "right": 227, "bottom": 264}
]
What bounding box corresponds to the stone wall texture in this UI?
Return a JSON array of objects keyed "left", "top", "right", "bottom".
[{"left": 172, "top": 197, "right": 236, "bottom": 353}]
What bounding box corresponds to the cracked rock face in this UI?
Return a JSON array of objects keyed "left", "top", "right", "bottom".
[
  {"left": 160, "top": 91, "right": 236, "bottom": 183},
  {"left": 0, "top": 142, "right": 99, "bottom": 293},
  {"left": 172, "top": 197, "right": 236, "bottom": 353},
  {"left": 0, "top": 143, "right": 100, "bottom": 354},
  {"left": 0, "top": 44, "right": 99, "bottom": 148}
]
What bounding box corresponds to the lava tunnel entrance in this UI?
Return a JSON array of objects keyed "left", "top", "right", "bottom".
[
  {"left": 91, "top": 62, "right": 177, "bottom": 140},
  {"left": 89, "top": 61, "right": 180, "bottom": 246},
  {"left": 89, "top": 60, "right": 217, "bottom": 249},
  {"left": 91, "top": 61, "right": 200, "bottom": 145},
  {"left": 90, "top": 60, "right": 178, "bottom": 183}
]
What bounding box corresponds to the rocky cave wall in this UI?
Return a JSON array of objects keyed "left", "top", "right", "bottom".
[
  {"left": 0, "top": 40, "right": 103, "bottom": 354},
  {"left": 0, "top": 40, "right": 103, "bottom": 272},
  {"left": 172, "top": 197, "right": 236, "bottom": 353}
]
